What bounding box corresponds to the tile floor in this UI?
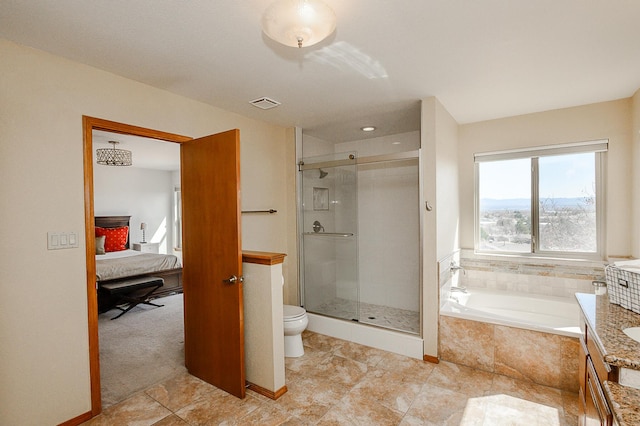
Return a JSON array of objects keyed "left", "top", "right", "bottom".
[{"left": 83, "top": 330, "right": 579, "bottom": 425}]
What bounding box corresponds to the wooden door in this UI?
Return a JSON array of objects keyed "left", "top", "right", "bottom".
[{"left": 180, "top": 129, "right": 245, "bottom": 398}]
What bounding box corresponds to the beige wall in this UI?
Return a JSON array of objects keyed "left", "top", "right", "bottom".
[
  {"left": 421, "top": 97, "right": 460, "bottom": 358},
  {"left": 434, "top": 101, "right": 460, "bottom": 261},
  {"left": 632, "top": 89, "right": 640, "bottom": 258},
  {"left": 458, "top": 99, "right": 633, "bottom": 257},
  {"left": 283, "top": 127, "right": 299, "bottom": 305},
  {"left": 0, "top": 39, "right": 295, "bottom": 425}
]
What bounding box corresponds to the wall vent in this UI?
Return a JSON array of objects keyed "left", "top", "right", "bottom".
[{"left": 249, "top": 97, "right": 281, "bottom": 110}]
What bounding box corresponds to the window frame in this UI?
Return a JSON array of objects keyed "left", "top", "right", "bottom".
[
  {"left": 474, "top": 140, "right": 607, "bottom": 260},
  {"left": 173, "top": 186, "right": 182, "bottom": 250}
]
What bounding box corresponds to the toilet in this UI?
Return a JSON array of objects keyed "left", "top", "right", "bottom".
[{"left": 283, "top": 304, "right": 308, "bottom": 358}]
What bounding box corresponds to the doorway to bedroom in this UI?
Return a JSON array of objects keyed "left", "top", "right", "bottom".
[
  {"left": 92, "top": 129, "right": 185, "bottom": 407},
  {"left": 84, "top": 118, "right": 191, "bottom": 411},
  {"left": 84, "top": 118, "right": 247, "bottom": 417}
]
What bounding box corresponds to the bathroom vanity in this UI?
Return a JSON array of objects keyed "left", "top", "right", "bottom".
[{"left": 576, "top": 293, "right": 640, "bottom": 426}]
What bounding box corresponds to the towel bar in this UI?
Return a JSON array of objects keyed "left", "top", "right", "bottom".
[{"left": 242, "top": 209, "right": 277, "bottom": 214}]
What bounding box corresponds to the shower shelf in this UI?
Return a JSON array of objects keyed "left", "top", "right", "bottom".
[{"left": 302, "top": 232, "right": 354, "bottom": 237}]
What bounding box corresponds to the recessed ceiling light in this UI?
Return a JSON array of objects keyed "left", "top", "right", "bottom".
[{"left": 361, "top": 126, "right": 376, "bottom": 132}]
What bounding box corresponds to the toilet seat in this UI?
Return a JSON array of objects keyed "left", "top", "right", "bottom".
[{"left": 283, "top": 305, "right": 306, "bottom": 321}]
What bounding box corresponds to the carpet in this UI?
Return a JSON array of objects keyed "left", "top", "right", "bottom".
[{"left": 98, "top": 293, "right": 186, "bottom": 407}]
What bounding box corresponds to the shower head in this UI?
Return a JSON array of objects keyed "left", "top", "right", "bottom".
[{"left": 319, "top": 169, "right": 328, "bottom": 179}]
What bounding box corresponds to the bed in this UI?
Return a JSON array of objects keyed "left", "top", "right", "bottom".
[{"left": 95, "top": 215, "right": 183, "bottom": 312}]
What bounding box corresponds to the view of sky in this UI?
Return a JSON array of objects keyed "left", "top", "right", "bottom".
[{"left": 479, "top": 152, "right": 595, "bottom": 200}]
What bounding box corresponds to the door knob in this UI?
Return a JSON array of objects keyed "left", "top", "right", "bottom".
[{"left": 223, "top": 275, "right": 244, "bottom": 284}]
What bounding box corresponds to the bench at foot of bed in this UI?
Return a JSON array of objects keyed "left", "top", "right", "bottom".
[{"left": 99, "top": 277, "right": 164, "bottom": 320}]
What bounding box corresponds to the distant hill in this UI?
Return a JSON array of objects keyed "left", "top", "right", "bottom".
[{"left": 480, "top": 197, "right": 590, "bottom": 211}]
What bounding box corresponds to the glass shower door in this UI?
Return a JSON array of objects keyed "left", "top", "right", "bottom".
[{"left": 300, "top": 153, "right": 358, "bottom": 322}]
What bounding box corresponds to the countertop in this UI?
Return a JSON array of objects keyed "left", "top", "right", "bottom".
[
  {"left": 576, "top": 293, "right": 640, "bottom": 369},
  {"left": 575, "top": 293, "right": 640, "bottom": 426},
  {"left": 603, "top": 381, "right": 640, "bottom": 426}
]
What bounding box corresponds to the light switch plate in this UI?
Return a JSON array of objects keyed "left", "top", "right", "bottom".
[
  {"left": 48, "top": 232, "right": 60, "bottom": 249},
  {"left": 48, "top": 231, "right": 79, "bottom": 250}
]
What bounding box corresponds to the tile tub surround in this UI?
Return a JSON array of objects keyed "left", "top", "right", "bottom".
[
  {"left": 437, "top": 252, "right": 596, "bottom": 393},
  {"left": 82, "top": 331, "right": 579, "bottom": 425},
  {"left": 455, "top": 251, "right": 604, "bottom": 298},
  {"left": 439, "top": 315, "right": 580, "bottom": 392}
]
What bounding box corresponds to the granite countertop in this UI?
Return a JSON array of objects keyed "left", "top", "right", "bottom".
[
  {"left": 576, "top": 293, "right": 640, "bottom": 426},
  {"left": 604, "top": 381, "right": 640, "bottom": 426},
  {"left": 575, "top": 293, "right": 640, "bottom": 369}
]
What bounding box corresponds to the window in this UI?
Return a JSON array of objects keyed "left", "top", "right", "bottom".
[
  {"left": 475, "top": 140, "right": 607, "bottom": 258},
  {"left": 173, "top": 187, "right": 182, "bottom": 250}
]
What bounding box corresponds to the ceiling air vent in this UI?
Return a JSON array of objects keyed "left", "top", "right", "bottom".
[{"left": 249, "top": 97, "right": 281, "bottom": 110}]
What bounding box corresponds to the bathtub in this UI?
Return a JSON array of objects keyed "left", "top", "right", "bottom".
[
  {"left": 440, "top": 287, "right": 581, "bottom": 338},
  {"left": 439, "top": 286, "right": 582, "bottom": 391}
]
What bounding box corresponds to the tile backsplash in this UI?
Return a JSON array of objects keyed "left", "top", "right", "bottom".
[{"left": 440, "top": 249, "right": 606, "bottom": 299}]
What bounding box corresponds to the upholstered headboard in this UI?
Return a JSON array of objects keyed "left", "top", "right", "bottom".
[{"left": 95, "top": 215, "right": 131, "bottom": 249}]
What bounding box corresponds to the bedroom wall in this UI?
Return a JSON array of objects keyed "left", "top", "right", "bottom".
[
  {"left": 458, "top": 98, "right": 633, "bottom": 258},
  {"left": 0, "top": 38, "right": 296, "bottom": 426},
  {"left": 94, "top": 166, "right": 175, "bottom": 254}
]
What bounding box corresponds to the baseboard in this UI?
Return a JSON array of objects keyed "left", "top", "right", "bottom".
[
  {"left": 246, "top": 381, "right": 288, "bottom": 400},
  {"left": 58, "top": 410, "right": 92, "bottom": 426},
  {"left": 423, "top": 354, "right": 439, "bottom": 364}
]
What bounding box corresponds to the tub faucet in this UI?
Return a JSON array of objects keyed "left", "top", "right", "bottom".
[
  {"left": 450, "top": 261, "right": 466, "bottom": 275},
  {"left": 450, "top": 285, "right": 467, "bottom": 293}
]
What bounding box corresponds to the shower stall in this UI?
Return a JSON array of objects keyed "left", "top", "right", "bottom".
[{"left": 298, "top": 140, "right": 421, "bottom": 335}]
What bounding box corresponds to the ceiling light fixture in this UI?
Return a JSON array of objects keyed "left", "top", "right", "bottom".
[
  {"left": 361, "top": 126, "right": 376, "bottom": 132},
  {"left": 262, "top": 0, "right": 337, "bottom": 49},
  {"left": 96, "top": 141, "right": 132, "bottom": 166}
]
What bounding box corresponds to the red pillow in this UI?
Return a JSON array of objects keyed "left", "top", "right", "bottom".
[{"left": 95, "top": 226, "right": 129, "bottom": 252}]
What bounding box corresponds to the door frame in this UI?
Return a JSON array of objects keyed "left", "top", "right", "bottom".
[{"left": 82, "top": 116, "right": 192, "bottom": 415}]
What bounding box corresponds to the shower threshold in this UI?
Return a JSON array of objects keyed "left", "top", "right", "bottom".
[{"left": 310, "top": 298, "right": 420, "bottom": 335}]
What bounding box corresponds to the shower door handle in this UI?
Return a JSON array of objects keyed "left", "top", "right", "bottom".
[
  {"left": 223, "top": 275, "right": 244, "bottom": 284},
  {"left": 303, "top": 232, "right": 354, "bottom": 237}
]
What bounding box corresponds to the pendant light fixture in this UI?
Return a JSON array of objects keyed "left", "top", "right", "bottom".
[
  {"left": 96, "top": 141, "right": 132, "bottom": 166},
  {"left": 262, "top": 0, "right": 337, "bottom": 48}
]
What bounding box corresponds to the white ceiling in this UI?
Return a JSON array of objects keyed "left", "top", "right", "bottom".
[
  {"left": 3, "top": 1, "right": 640, "bottom": 144},
  {"left": 93, "top": 130, "right": 180, "bottom": 171}
]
